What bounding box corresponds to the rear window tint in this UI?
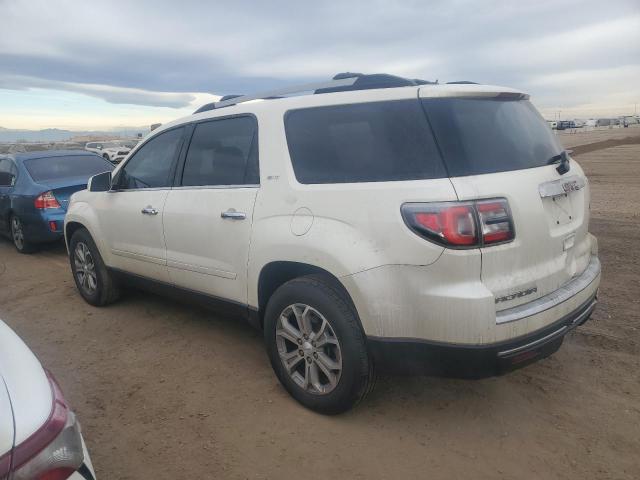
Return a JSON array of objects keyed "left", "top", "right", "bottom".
[
  {"left": 423, "top": 98, "right": 563, "bottom": 177},
  {"left": 285, "top": 100, "right": 446, "bottom": 184},
  {"left": 24, "top": 155, "right": 113, "bottom": 182}
]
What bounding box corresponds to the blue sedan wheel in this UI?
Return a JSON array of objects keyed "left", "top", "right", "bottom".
[{"left": 10, "top": 215, "right": 36, "bottom": 254}]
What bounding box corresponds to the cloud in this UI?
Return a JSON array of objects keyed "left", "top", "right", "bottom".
[
  {"left": 0, "top": 0, "right": 638, "bottom": 116},
  {"left": 0, "top": 74, "right": 197, "bottom": 108}
]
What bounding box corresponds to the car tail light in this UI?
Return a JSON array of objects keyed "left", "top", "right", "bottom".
[
  {"left": 401, "top": 198, "right": 514, "bottom": 248},
  {"left": 34, "top": 191, "right": 61, "bottom": 210},
  {"left": 476, "top": 199, "right": 514, "bottom": 245},
  {"left": 11, "top": 371, "right": 84, "bottom": 480}
]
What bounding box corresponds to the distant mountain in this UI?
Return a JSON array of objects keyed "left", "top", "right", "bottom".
[{"left": 0, "top": 127, "right": 150, "bottom": 143}]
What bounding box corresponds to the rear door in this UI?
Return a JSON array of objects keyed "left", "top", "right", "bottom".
[
  {"left": 95, "top": 126, "right": 185, "bottom": 282},
  {"left": 163, "top": 116, "right": 259, "bottom": 304},
  {"left": 420, "top": 91, "right": 592, "bottom": 311}
]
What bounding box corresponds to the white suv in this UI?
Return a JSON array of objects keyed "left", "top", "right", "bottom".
[
  {"left": 85, "top": 142, "right": 131, "bottom": 164},
  {"left": 65, "top": 73, "right": 600, "bottom": 414}
]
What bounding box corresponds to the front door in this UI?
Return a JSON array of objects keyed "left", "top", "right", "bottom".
[
  {"left": 162, "top": 115, "right": 259, "bottom": 305},
  {"left": 0, "top": 158, "right": 17, "bottom": 234},
  {"left": 96, "top": 126, "right": 185, "bottom": 282}
]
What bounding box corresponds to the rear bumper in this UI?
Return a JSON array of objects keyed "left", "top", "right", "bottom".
[
  {"left": 368, "top": 293, "right": 597, "bottom": 378},
  {"left": 21, "top": 211, "right": 65, "bottom": 243}
]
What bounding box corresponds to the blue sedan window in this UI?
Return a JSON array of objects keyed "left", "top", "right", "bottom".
[{"left": 24, "top": 155, "right": 113, "bottom": 182}]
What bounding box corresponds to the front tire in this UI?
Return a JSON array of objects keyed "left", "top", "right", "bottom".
[
  {"left": 10, "top": 214, "right": 36, "bottom": 254},
  {"left": 264, "top": 275, "right": 375, "bottom": 414},
  {"left": 69, "top": 228, "right": 120, "bottom": 306}
]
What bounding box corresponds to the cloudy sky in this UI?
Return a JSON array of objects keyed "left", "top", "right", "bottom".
[{"left": 0, "top": 0, "right": 639, "bottom": 130}]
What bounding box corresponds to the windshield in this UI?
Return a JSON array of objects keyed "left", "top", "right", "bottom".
[
  {"left": 423, "top": 98, "right": 563, "bottom": 177},
  {"left": 24, "top": 155, "right": 114, "bottom": 182}
]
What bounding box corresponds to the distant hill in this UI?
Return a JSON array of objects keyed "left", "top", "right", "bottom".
[{"left": 0, "top": 127, "right": 149, "bottom": 143}]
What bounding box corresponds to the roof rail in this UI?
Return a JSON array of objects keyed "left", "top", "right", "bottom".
[
  {"left": 193, "top": 77, "right": 359, "bottom": 114},
  {"left": 446, "top": 81, "right": 478, "bottom": 84},
  {"left": 193, "top": 73, "right": 438, "bottom": 114},
  {"left": 219, "top": 94, "right": 243, "bottom": 101},
  {"left": 314, "top": 73, "right": 435, "bottom": 94}
]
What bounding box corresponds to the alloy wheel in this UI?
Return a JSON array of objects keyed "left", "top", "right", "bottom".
[
  {"left": 74, "top": 242, "right": 98, "bottom": 295},
  {"left": 11, "top": 216, "right": 24, "bottom": 250},
  {"left": 275, "top": 303, "right": 342, "bottom": 395}
]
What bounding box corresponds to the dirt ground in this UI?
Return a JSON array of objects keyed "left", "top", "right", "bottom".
[{"left": 0, "top": 128, "right": 639, "bottom": 480}]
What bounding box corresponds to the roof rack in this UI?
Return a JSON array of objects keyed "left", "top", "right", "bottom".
[
  {"left": 194, "top": 76, "right": 358, "bottom": 114},
  {"left": 193, "top": 72, "right": 437, "bottom": 114}
]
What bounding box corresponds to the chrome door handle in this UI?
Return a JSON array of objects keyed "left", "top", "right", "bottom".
[
  {"left": 221, "top": 210, "right": 246, "bottom": 220},
  {"left": 141, "top": 206, "right": 159, "bottom": 215}
]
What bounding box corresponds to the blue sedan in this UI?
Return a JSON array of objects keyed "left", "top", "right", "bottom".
[{"left": 0, "top": 150, "right": 114, "bottom": 253}]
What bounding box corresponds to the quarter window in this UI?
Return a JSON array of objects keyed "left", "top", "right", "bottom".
[
  {"left": 285, "top": 100, "right": 446, "bottom": 184},
  {"left": 181, "top": 116, "right": 259, "bottom": 186},
  {"left": 0, "top": 159, "right": 17, "bottom": 187},
  {"left": 117, "top": 127, "right": 184, "bottom": 189}
]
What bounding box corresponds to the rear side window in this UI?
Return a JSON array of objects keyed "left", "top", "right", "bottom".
[
  {"left": 117, "top": 127, "right": 184, "bottom": 189},
  {"left": 24, "top": 155, "right": 113, "bottom": 182},
  {"left": 285, "top": 100, "right": 446, "bottom": 184},
  {"left": 423, "top": 98, "right": 563, "bottom": 177},
  {"left": 181, "top": 116, "right": 259, "bottom": 186},
  {"left": 0, "top": 158, "right": 17, "bottom": 186}
]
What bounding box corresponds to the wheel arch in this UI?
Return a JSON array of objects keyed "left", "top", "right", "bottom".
[
  {"left": 64, "top": 221, "right": 86, "bottom": 250},
  {"left": 255, "top": 261, "right": 362, "bottom": 332}
]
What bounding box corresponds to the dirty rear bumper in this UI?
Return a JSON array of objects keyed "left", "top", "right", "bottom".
[{"left": 367, "top": 293, "right": 597, "bottom": 378}]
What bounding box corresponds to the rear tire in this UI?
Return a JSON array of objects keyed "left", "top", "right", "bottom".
[
  {"left": 10, "top": 214, "right": 37, "bottom": 254},
  {"left": 264, "top": 274, "right": 374, "bottom": 414},
  {"left": 69, "top": 228, "right": 120, "bottom": 306}
]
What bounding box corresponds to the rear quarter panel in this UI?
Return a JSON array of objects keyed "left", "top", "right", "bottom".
[{"left": 247, "top": 104, "right": 458, "bottom": 308}]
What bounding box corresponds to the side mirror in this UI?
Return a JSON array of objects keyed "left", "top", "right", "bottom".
[
  {"left": 88, "top": 171, "right": 112, "bottom": 192},
  {"left": 96, "top": 145, "right": 102, "bottom": 150}
]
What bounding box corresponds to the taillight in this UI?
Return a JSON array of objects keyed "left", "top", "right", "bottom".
[
  {"left": 34, "top": 191, "right": 61, "bottom": 210},
  {"left": 401, "top": 198, "right": 514, "bottom": 248},
  {"left": 11, "top": 371, "right": 84, "bottom": 480},
  {"left": 476, "top": 199, "right": 514, "bottom": 245}
]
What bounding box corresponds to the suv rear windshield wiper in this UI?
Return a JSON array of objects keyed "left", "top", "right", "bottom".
[
  {"left": 546, "top": 151, "right": 566, "bottom": 165},
  {"left": 546, "top": 150, "right": 571, "bottom": 174}
]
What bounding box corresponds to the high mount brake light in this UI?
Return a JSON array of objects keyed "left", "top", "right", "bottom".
[
  {"left": 34, "top": 191, "right": 61, "bottom": 210},
  {"left": 9, "top": 371, "right": 85, "bottom": 480},
  {"left": 401, "top": 198, "right": 514, "bottom": 248}
]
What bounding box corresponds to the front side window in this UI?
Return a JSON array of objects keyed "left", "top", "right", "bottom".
[
  {"left": 117, "top": 127, "right": 184, "bottom": 189},
  {"left": 181, "top": 116, "right": 258, "bottom": 186},
  {"left": 284, "top": 100, "right": 446, "bottom": 184}
]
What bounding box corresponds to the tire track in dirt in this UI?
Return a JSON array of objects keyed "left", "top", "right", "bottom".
[{"left": 571, "top": 136, "right": 640, "bottom": 156}]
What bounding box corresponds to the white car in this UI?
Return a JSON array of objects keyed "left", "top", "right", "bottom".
[
  {"left": 84, "top": 142, "right": 131, "bottom": 164},
  {"left": 0, "top": 320, "right": 96, "bottom": 479},
  {"left": 65, "top": 73, "right": 600, "bottom": 414}
]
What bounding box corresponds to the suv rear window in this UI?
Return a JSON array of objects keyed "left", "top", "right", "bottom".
[
  {"left": 285, "top": 100, "right": 446, "bottom": 184},
  {"left": 422, "top": 98, "right": 563, "bottom": 177},
  {"left": 24, "top": 155, "right": 113, "bottom": 182}
]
